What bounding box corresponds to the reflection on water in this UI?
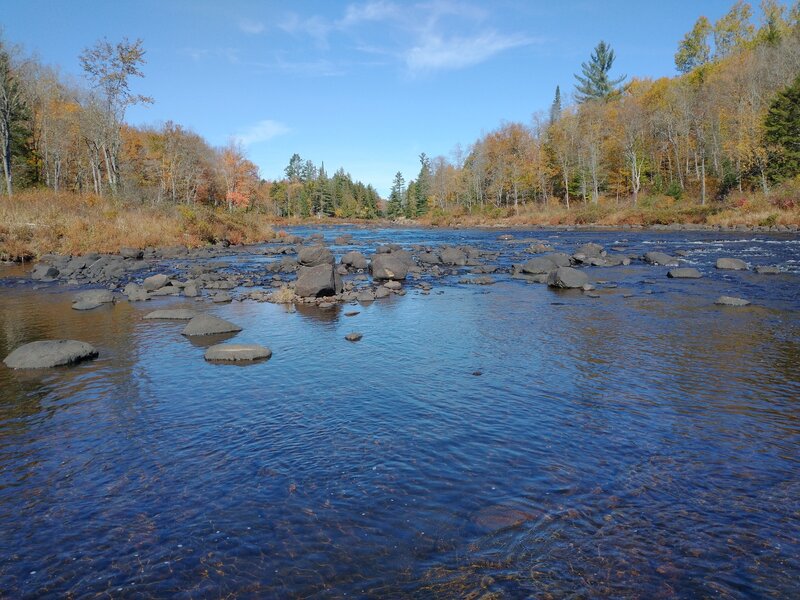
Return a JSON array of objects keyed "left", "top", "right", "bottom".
[{"left": 0, "top": 229, "right": 799, "bottom": 598}]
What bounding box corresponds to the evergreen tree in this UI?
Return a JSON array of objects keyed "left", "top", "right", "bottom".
[
  {"left": 574, "top": 41, "right": 626, "bottom": 103},
  {"left": 388, "top": 171, "right": 405, "bottom": 218},
  {"left": 405, "top": 180, "right": 417, "bottom": 218},
  {"left": 415, "top": 152, "right": 431, "bottom": 215},
  {"left": 284, "top": 153, "right": 302, "bottom": 181},
  {"left": 764, "top": 75, "right": 800, "bottom": 182},
  {"left": 549, "top": 85, "right": 562, "bottom": 123},
  {"left": 675, "top": 16, "right": 712, "bottom": 73}
]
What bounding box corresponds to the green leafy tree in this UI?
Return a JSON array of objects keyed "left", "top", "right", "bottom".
[
  {"left": 756, "top": 0, "right": 788, "bottom": 44},
  {"left": 387, "top": 171, "right": 405, "bottom": 218},
  {"left": 675, "top": 16, "right": 712, "bottom": 73},
  {"left": 574, "top": 41, "right": 626, "bottom": 103},
  {"left": 713, "top": 1, "right": 755, "bottom": 58},
  {"left": 764, "top": 76, "right": 800, "bottom": 182}
]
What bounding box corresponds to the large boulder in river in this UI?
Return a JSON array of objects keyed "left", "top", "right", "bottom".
[
  {"left": 295, "top": 264, "right": 343, "bottom": 297},
  {"left": 72, "top": 289, "right": 114, "bottom": 310},
  {"left": 439, "top": 247, "right": 467, "bottom": 266},
  {"left": 644, "top": 252, "right": 679, "bottom": 266},
  {"left": 370, "top": 254, "right": 409, "bottom": 280},
  {"left": 521, "top": 257, "right": 557, "bottom": 275},
  {"left": 575, "top": 243, "right": 605, "bottom": 258},
  {"left": 298, "top": 245, "right": 335, "bottom": 267},
  {"left": 4, "top": 340, "right": 99, "bottom": 369},
  {"left": 182, "top": 314, "right": 243, "bottom": 337},
  {"left": 341, "top": 251, "right": 368, "bottom": 270},
  {"left": 547, "top": 267, "right": 589, "bottom": 289},
  {"left": 716, "top": 257, "right": 748, "bottom": 271},
  {"left": 31, "top": 264, "right": 59, "bottom": 281},
  {"left": 143, "top": 273, "right": 169, "bottom": 291}
]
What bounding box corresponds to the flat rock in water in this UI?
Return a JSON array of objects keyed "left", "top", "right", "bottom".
[
  {"left": 182, "top": 314, "right": 243, "bottom": 337},
  {"left": 144, "top": 309, "right": 197, "bottom": 320},
  {"left": 72, "top": 300, "right": 105, "bottom": 311},
  {"left": 644, "top": 252, "right": 679, "bottom": 266},
  {"left": 667, "top": 268, "right": 702, "bottom": 279},
  {"left": 345, "top": 332, "right": 363, "bottom": 342},
  {"left": 716, "top": 257, "right": 748, "bottom": 270},
  {"left": 204, "top": 343, "right": 271, "bottom": 362},
  {"left": 715, "top": 296, "right": 751, "bottom": 306},
  {"left": 4, "top": 340, "right": 98, "bottom": 369}
]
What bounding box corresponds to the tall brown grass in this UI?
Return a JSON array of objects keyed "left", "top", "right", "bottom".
[
  {"left": 416, "top": 185, "right": 800, "bottom": 229},
  {"left": 0, "top": 191, "right": 276, "bottom": 261}
]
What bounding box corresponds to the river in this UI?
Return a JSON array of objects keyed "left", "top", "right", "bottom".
[{"left": 1, "top": 227, "right": 798, "bottom": 598}]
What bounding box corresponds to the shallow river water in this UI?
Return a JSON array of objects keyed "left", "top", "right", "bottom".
[{"left": 1, "top": 227, "right": 799, "bottom": 598}]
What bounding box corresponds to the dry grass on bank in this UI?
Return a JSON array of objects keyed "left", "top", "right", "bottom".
[
  {"left": 415, "top": 186, "right": 800, "bottom": 229},
  {"left": 0, "top": 191, "right": 276, "bottom": 261}
]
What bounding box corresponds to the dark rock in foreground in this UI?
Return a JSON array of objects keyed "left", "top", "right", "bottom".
[
  {"left": 295, "top": 264, "right": 343, "bottom": 297},
  {"left": 204, "top": 343, "right": 271, "bottom": 362},
  {"left": 4, "top": 340, "right": 99, "bottom": 369},
  {"left": 182, "top": 314, "right": 243, "bottom": 337}
]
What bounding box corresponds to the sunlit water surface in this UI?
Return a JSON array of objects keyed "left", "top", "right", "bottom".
[{"left": 1, "top": 228, "right": 798, "bottom": 598}]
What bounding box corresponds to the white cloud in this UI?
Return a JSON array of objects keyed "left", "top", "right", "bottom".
[
  {"left": 339, "top": 1, "right": 400, "bottom": 26},
  {"left": 405, "top": 31, "right": 531, "bottom": 72},
  {"left": 234, "top": 120, "right": 290, "bottom": 146},
  {"left": 239, "top": 18, "right": 266, "bottom": 34},
  {"left": 279, "top": 13, "right": 332, "bottom": 47}
]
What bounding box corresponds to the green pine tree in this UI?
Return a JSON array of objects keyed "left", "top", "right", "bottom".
[
  {"left": 764, "top": 75, "right": 800, "bottom": 182},
  {"left": 549, "top": 85, "right": 562, "bottom": 123},
  {"left": 415, "top": 153, "right": 431, "bottom": 215},
  {"left": 388, "top": 171, "right": 405, "bottom": 218},
  {"left": 574, "top": 41, "right": 626, "bottom": 103}
]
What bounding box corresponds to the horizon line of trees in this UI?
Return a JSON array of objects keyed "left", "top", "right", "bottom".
[{"left": 392, "top": 0, "right": 800, "bottom": 215}]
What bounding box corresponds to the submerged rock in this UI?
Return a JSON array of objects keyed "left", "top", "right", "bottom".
[
  {"left": 144, "top": 309, "right": 197, "bottom": 320},
  {"left": 204, "top": 343, "right": 271, "bottom": 362},
  {"left": 4, "top": 340, "right": 98, "bottom": 369},
  {"left": 182, "top": 314, "right": 243, "bottom": 337},
  {"left": 755, "top": 265, "right": 780, "bottom": 275},
  {"left": 715, "top": 296, "right": 750, "bottom": 306}
]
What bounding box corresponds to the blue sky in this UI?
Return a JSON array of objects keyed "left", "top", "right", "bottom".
[{"left": 4, "top": 0, "right": 764, "bottom": 195}]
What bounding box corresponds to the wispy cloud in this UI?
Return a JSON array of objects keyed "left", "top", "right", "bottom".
[
  {"left": 238, "top": 18, "right": 265, "bottom": 34},
  {"left": 405, "top": 31, "right": 531, "bottom": 72},
  {"left": 234, "top": 120, "right": 290, "bottom": 146},
  {"left": 279, "top": 13, "right": 332, "bottom": 47},
  {"left": 181, "top": 47, "right": 240, "bottom": 64},
  {"left": 339, "top": 0, "right": 401, "bottom": 26}
]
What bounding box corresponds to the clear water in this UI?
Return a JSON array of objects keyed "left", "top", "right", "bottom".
[{"left": 1, "top": 228, "right": 798, "bottom": 598}]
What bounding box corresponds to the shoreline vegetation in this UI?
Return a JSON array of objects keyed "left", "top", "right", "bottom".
[
  {"left": 1, "top": 187, "right": 798, "bottom": 262},
  {"left": 1, "top": 2, "right": 799, "bottom": 261}
]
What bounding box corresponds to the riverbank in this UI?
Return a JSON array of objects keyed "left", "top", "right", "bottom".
[{"left": 1, "top": 189, "right": 798, "bottom": 261}]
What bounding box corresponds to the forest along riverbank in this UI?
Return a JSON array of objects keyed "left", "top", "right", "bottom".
[{"left": 0, "top": 227, "right": 798, "bottom": 597}]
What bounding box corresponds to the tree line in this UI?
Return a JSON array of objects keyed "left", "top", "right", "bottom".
[
  {"left": 0, "top": 34, "right": 381, "bottom": 218},
  {"left": 392, "top": 0, "right": 800, "bottom": 216}
]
